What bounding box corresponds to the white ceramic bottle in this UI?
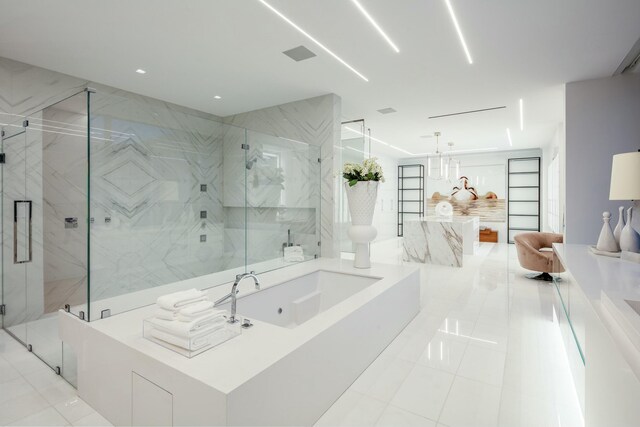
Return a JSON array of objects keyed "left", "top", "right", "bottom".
[
  {"left": 620, "top": 207, "right": 640, "bottom": 253},
  {"left": 613, "top": 206, "right": 625, "bottom": 244},
  {"left": 596, "top": 211, "right": 619, "bottom": 252}
]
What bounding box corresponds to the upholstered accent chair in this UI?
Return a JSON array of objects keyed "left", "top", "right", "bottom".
[{"left": 514, "top": 232, "right": 565, "bottom": 281}]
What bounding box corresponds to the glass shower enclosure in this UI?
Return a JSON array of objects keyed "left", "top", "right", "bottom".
[{"left": 0, "top": 89, "right": 321, "bottom": 383}]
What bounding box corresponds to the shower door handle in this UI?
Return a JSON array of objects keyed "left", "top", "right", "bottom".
[{"left": 14, "top": 200, "right": 32, "bottom": 264}]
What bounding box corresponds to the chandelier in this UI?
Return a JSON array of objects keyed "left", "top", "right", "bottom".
[{"left": 427, "top": 132, "right": 460, "bottom": 182}]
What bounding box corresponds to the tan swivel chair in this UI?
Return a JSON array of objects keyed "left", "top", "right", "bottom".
[{"left": 514, "top": 232, "right": 564, "bottom": 281}]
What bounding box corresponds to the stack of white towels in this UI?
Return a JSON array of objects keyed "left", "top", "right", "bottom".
[{"left": 148, "top": 288, "right": 227, "bottom": 351}]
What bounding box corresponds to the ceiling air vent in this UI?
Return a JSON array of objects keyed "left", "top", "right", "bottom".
[
  {"left": 377, "top": 107, "right": 397, "bottom": 114},
  {"left": 283, "top": 45, "right": 317, "bottom": 62}
]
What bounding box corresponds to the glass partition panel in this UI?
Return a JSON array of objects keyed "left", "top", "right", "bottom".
[
  {"left": 244, "top": 131, "right": 320, "bottom": 273},
  {"left": 88, "top": 92, "right": 246, "bottom": 319}
]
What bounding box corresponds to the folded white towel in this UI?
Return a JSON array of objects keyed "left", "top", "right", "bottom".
[
  {"left": 156, "top": 288, "right": 206, "bottom": 311},
  {"left": 155, "top": 307, "right": 178, "bottom": 321},
  {"left": 151, "top": 323, "right": 227, "bottom": 350},
  {"left": 178, "top": 308, "right": 221, "bottom": 323},
  {"left": 284, "top": 245, "right": 305, "bottom": 262},
  {"left": 150, "top": 311, "right": 227, "bottom": 338},
  {"left": 179, "top": 300, "right": 214, "bottom": 317}
]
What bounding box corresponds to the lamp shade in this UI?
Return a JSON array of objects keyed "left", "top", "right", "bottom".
[{"left": 610, "top": 151, "right": 640, "bottom": 200}]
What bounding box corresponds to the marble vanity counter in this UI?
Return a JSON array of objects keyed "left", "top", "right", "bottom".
[{"left": 403, "top": 216, "right": 479, "bottom": 267}]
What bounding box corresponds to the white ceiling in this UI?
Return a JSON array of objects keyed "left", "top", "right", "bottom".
[{"left": 0, "top": 0, "right": 638, "bottom": 158}]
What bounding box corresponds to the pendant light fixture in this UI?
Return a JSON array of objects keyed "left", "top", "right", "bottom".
[
  {"left": 427, "top": 132, "right": 445, "bottom": 180},
  {"left": 427, "top": 132, "right": 460, "bottom": 182}
]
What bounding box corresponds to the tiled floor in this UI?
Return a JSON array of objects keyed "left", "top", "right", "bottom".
[
  {"left": 0, "top": 240, "right": 584, "bottom": 426},
  {"left": 315, "top": 240, "right": 584, "bottom": 427},
  {"left": 0, "top": 331, "right": 110, "bottom": 426}
]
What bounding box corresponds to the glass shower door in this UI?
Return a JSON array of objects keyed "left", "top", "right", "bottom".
[
  {"left": 1, "top": 118, "right": 29, "bottom": 344},
  {"left": 1, "top": 91, "right": 89, "bottom": 378}
]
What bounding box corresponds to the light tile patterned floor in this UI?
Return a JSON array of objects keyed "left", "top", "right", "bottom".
[
  {"left": 0, "top": 331, "right": 110, "bottom": 426},
  {"left": 1, "top": 240, "right": 584, "bottom": 426}
]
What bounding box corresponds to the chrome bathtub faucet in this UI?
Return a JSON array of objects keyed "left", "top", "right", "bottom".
[{"left": 214, "top": 271, "right": 260, "bottom": 324}]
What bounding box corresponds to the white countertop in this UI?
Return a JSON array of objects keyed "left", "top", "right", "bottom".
[
  {"left": 554, "top": 243, "right": 640, "bottom": 300},
  {"left": 87, "top": 258, "right": 419, "bottom": 394}
]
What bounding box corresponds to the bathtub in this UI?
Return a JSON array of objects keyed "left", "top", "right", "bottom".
[
  {"left": 220, "top": 270, "right": 381, "bottom": 328},
  {"left": 61, "top": 259, "right": 420, "bottom": 426}
]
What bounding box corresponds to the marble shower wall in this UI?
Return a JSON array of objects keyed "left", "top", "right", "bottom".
[
  {"left": 87, "top": 91, "right": 228, "bottom": 306},
  {"left": 222, "top": 126, "right": 321, "bottom": 266},
  {"left": 223, "top": 93, "right": 341, "bottom": 257}
]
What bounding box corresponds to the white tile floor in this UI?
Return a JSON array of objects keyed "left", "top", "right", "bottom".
[
  {"left": 0, "top": 240, "right": 584, "bottom": 427},
  {"left": 0, "top": 331, "right": 110, "bottom": 426}
]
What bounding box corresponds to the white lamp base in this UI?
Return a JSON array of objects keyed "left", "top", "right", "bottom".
[{"left": 348, "top": 225, "right": 377, "bottom": 269}]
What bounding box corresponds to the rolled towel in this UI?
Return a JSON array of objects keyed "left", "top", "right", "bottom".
[
  {"left": 155, "top": 307, "right": 178, "bottom": 321},
  {"left": 156, "top": 288, "right": 206, "bottom": 311},
  {"left": 179, "top": 300, "right": 214, "bottom": 317},
  {"left": 151, "top": 323, "right": 227, "bottom": 350},
  {"left": 150, "top": 311, "right": 227, "bottom": 338}
]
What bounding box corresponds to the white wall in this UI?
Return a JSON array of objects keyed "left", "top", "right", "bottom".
[{"left": 565, "top": 73, "right": 640, "bottom": 244}]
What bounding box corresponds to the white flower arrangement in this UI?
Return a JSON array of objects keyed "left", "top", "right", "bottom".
[{"left": 342, "top": 157, "right": 385, "bottom": 187}]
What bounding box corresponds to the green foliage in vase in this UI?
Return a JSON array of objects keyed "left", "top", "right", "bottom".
[{"left": 342, "top": 158, "right": 385, "bottom": 187}]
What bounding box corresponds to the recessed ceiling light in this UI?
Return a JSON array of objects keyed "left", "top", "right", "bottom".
[
  {"left": 506, "top": 128, "right": 513, "bottom": 146},
  {"left": 519, "top": 98, "right": 524, "bottom": 131},
  {"left": 377, "top": 107, "right": 397, "bottom": 114},
  {"left": 444, "top": 0, "right": 473, "bottom": 65},
  {"left": 257, "top": 0, "right": 369, "bottom": 82},
  {"left": 214, "top": 95, "right": 222, "bottom": 99},
  {"left": 135, "top": 69, "right": 146, "bottom": 74},
  {"left": 350, "top": 0, "right": 400, "bottom": 53}
]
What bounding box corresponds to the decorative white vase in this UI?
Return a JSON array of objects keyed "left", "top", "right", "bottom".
[
  {"left": 596, "top": 211, "right": 619, "bottom": 252},
  {"left": 613, "top": 206, "right": 625, "bottom": 244},
  {"left": 345, "top": 181, "right": 379, "bottom": 268},
  {"left": 620, "top": 207, "right": 640, "bottom": 253}
]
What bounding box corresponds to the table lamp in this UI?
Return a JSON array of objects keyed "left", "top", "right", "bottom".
[{"left": 610, "top": 151, "right": 640, "bottom": 259}]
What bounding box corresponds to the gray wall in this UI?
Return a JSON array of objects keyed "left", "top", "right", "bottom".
[{"left": 565, "top": 74, "right": 640, "bottom": 244}]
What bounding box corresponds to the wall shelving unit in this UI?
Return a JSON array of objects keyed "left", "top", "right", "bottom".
[
  {"left": 397, "top": 164, "right": 425, "bottom": 236},
  {"left": 507, "top": 157, "right": 541, "bottom": 243}
]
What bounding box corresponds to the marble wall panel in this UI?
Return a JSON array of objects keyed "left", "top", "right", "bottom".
[{"left": 223, "top": 94, "right": 340, "bottom": 257}]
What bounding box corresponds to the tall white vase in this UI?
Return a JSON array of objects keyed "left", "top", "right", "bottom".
[
  {"left": 345, "top": 181, "right": 379, "bottom": 268},
  {"left": 596, "top": 211, "right": 619, "bottom": 252},
  {"left": 620, "top": 207, "right": 640, "bottom": 253},
  {"left": 613, "top": 206, "right": 625, "bottom": 244}
]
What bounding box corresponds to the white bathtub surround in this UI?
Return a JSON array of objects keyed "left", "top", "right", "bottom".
[
  {"left": 345, "top": 181, "right": 379, "bottom": 268},
  {"left": 403, "top": 216, "right": 479, "bottom": 267},
  {"left": 60, "top": 259, "right": 420, "bottom": 426}
]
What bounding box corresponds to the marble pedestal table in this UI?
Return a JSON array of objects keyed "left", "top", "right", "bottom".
[{"left": 402, "top": 216, "right": 479, "bottom": 267}]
